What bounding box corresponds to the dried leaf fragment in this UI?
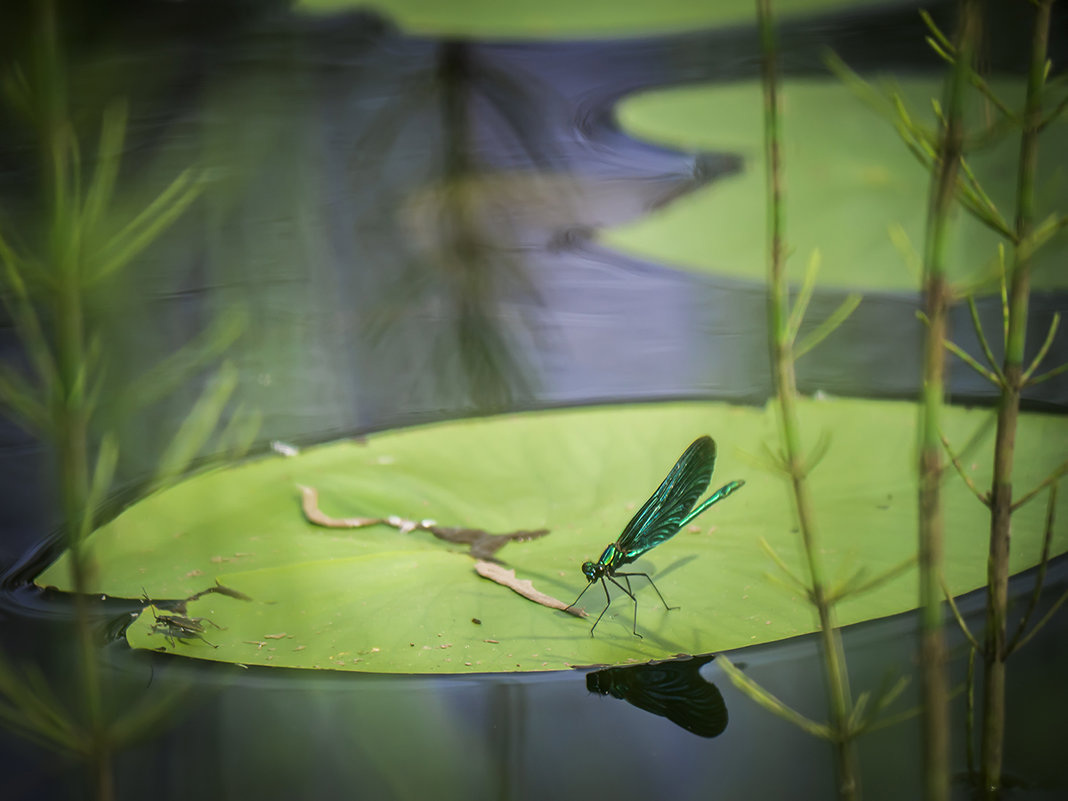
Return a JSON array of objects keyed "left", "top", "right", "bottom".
[
  {"left": 299, "top": 484, "right": 550, "bottom": 561},
  {"left": 299, "top": 485, "right": 383, "bottom": 528},
  {"left": 474, "top": 560, "right": 586, "bottom": 618}
]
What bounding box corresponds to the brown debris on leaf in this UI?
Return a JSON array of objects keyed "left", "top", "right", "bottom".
[
  {"left": 474, "top": 560, "right": 586, "bottom": 618},
  {"left": 299, "top": 485, "right": 384, "bottom": 528},
  {"left": 299, "top": 484, "right": 550, "bottom": 563},
  {"left": 149, "top": 579, "right": 253, "bottom": 615}
]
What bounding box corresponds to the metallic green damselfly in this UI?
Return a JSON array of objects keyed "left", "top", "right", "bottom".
[{"left": 568, "top": 436, "right": 744, "bottom": 636}]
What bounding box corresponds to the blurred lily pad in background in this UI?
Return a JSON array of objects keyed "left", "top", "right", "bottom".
[
  {"left": 605, "top": 79, "right": 1068, "bottom": 291},
  {"left": 296, "top": 0, "right": 865, "bottom": 38}
]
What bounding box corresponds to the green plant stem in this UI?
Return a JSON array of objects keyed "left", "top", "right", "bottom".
[
  {"left": 918, "top": 3, "right": 981, "bottom": 800},
  {"left": 966, "top": 647, "right": 976, "bottom": 776},
  {"left": 980, "top": 2, "right": 1052, "bottom": 796},
  {"left": 1005, "top": 484, "right": 1058, "bottom": 656},
  {"left": 757, "top": 2, "right": 857, "bottom": 798},
  {"left": 3, "top": 1, "right": 212, "bottom": 791},
  {"left": 718, "top": 655, "right": 833, "bottom": 739},
  {"left": 37, "top": 3, "right": 113, "bottom": 796},
  {"left": 57, "top": 286, "right": 112, "bottom": 800}
]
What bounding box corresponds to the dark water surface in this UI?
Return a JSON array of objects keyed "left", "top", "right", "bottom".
[
  {"left": 2, "top": 1, "right": 1067, "bottom": 799},
  {"left": 3, "top": 562, "right": 1067, "bottom": 801}
]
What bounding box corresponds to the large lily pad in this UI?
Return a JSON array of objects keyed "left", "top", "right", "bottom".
[
  {"left": 297, "top": 0, "right": 866, "bottom": 38},
  {"left": 604, "top": 79, "right": 1068, "bottom": 291},
  {"left": 37, "top": 400, "right": 1068, "bottom": 672}
]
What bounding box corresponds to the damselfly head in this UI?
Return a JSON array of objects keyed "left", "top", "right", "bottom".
[{"left": 581, "top": 561, "right": 603, "bottom": 582}]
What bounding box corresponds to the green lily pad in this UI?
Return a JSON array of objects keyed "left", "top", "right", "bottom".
[
  {"left": 297, "top": 0, "right": 868, "bottom": 38},
  {"left": 37, "top": 399, "right": 1068, "bottom": 673},
  {"left": 604, "top": 79, "right": 1068, "bottom": 291}
]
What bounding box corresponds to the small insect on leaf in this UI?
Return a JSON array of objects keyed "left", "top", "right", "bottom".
[{"left": 146, "top": 605, "right": 220, "bottom": 649}]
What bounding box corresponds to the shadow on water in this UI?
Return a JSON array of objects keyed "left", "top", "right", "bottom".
[
  {"left": 586, "top": 653, "right": 729, "bottom": 739},
  {"left": 0, "top": 1, "right": 1067, "bottom": 799}
]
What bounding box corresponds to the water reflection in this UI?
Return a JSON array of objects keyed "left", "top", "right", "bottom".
[
  {"left": 586, "top": 654, "right": 728, "bottom": 739},
  {"left": 358, "top": 40, "right": 557, "bottom": 411}
]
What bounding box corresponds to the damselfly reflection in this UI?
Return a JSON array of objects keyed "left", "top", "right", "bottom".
[{"left": 586, "top": 654, "right": 727, "bottom": 738}]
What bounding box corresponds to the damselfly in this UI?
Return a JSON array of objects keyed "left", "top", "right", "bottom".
[{"left": 568, "top": 436, "right": 744, "bottom": 636}]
